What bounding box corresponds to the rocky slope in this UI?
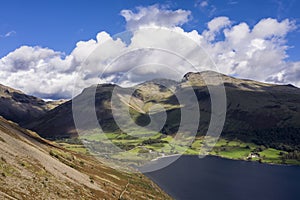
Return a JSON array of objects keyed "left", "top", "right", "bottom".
[{"left": 0, "top": 116, "right": 171, "bottom": 199}]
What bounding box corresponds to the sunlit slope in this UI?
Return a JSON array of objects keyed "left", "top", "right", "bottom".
[{"left": 0, "top": 116, "right": 171, "bottom": 199}]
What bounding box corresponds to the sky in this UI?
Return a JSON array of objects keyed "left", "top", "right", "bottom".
[{"left": 1, "top": 0, "right": 300, "bottom": 99}]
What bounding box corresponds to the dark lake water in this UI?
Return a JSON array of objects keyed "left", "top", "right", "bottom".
[{"left": 144, "top": 155, "right": 300, "bottom": 200}]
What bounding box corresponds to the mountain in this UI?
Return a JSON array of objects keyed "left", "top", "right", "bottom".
[
  {"left": 0, "top": 83, "right": 64, "bottom": 125},
  {"left": 0, "top": 116, "right": 170, "bottom": 199},
  {"left": 24, "top": 71, "right": 300, "bottom": 150}
]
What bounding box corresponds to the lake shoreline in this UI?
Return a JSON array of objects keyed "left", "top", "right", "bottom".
[
  {"left": 144, "top": 155, "right": 300, "bottom": 200},
  {"left": 206, "top": 153, "right": 299, "bottom": 167},
  {"left": 151, "top": 153, "right": 300, "bottom": 167}
]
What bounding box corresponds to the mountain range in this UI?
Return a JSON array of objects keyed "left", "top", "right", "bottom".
[
  {"left": 10, "top": 71, "right": 300, "bottom": 151},
  {"left": 1, "top": 70, "right": 300, "bottom": 198}
]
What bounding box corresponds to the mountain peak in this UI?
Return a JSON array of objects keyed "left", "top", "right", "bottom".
[
  {"left": 183, "top": 70, "right": 226, "bottom": 80},
  {"left": 0, "top": 83, "right": 25, "bottom": 98},
  {"left": 0, "top": 83, "right": 65, "bottom": 125}
]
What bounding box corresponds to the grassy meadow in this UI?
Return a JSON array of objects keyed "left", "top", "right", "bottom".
[{"left": 57, "top": 131, "right": 300, "bottom": 166}]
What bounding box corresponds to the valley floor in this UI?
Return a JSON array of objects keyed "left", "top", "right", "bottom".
[{"left": 57, "top": 132, "right": 300, "bottom": 168}]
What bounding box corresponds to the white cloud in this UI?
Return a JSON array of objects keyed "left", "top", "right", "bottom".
[
  {"left": 200, "top": 1, "right": 208, "bottom": 7},
  {"left": 0, "top": 46, "right": 76, "bottom": 99},
  {"left": 208, "top": 18, "right": 296, "bottom": 82},
  {"left": 203, "top": 16, "right": 231, "bottom": 41},
  {"left": 120, "top": 5, "right": 191, "bottom": 30},
  {"left": 195, "top": 1, "right": 217, "bottom": 17},
  {"left": 267, "top": 62, "right": 300, "bottom": 86},
  {"left": 195, "top": 0, "right": 210, "bottom": 8},
  {"left": 252, "top": 18, "right": 296, "bottom": 38},
  {"left": 0, "top": 30, "right": 16, "bottom": 38},
  {"left": 208, "top": 16, "right": 231, "bottom": 32},
  {"left": 0, "top": 5, "right": 299, "bottom": 100}
]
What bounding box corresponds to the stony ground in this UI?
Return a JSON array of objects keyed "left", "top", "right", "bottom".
[{"left": 0, "top": 117, "right": 171, "bottom": 200}]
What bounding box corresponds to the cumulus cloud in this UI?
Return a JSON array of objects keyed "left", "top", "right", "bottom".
[
  {"left": 207, "top": 17, "right": 296, "bottom": 82},
  {"left": 252, "top": 18, "right": 295, "bottom": 38},
  {"left": 0, "top": 5, "right": 299, "bottom": 100},
  {"left": 0, "top": 46, "right": 76, "bottom": 99},
  {"left": 202, "top": 16, "right": 231, "bottom": 41},
  {"left": 120, "top": 5, "right": 191, "bottom": 30},
  {"left": 267, "top": 62, "right": 300, "bottom": 86}
]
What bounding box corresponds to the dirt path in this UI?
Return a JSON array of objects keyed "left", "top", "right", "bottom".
[
  {"left": 119, "top": 179, "right": 130, "bottom": 199},
  {"left": 0, "top": 191, "right": 18, "bottom": 200}
]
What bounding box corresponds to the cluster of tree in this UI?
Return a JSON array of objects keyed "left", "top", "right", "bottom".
[
  {"left": 113, "top": 142, "right": 135, "bottom": 151},
  {"left": 281, "top": 151, "right": 300, "bottom": 160},
  {"left": 55, "top": 137, "right": 83, "bottom": 144},
  {"left": 141, "top": 138, "right": 168, "bottom": 145},
  {"left": 223, "top": 127, "right": 300, "bottom": 151}
]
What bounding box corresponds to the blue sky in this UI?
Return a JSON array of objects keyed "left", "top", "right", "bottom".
[
  {"left": 1, "top": 0, "right": 300, "bottom": 60},
  {"left": 1, "top": 0, "right": 300, "bottom": 99}
]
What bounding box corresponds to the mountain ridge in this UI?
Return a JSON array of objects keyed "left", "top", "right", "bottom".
[
  {"left": 0, "top": 83, "right": 65, "bottom": 125},
  {"left": 18, "top": 71, "right": 300, "bottom": 151}
]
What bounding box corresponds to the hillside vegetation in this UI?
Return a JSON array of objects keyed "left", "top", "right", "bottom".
[{"left": 0, "top": 116, "right": 171, "bottom": 199}]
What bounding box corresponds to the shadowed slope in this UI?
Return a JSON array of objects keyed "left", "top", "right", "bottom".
[{"left": 23, "top": 71, "right": 300, "bottom": 149}]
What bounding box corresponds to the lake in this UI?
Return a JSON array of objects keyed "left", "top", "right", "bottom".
[{"left": 144, "top": 155, "right": 300, "bottom": 200}]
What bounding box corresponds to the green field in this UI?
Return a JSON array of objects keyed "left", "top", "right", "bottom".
[{"left": 58, "top": 132, "right": 300, "bottom": 166}]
